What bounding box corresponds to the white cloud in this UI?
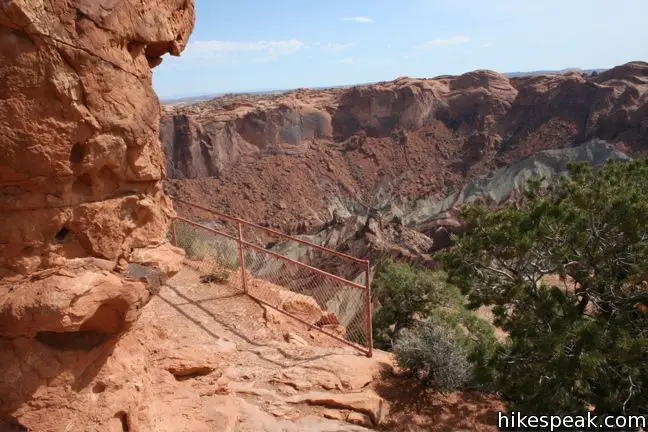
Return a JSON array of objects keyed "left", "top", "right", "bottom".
[
  {"left": 387, "top": 44, "right": 392, "bottom": 49},
  {"left": 419, "top": 36, "right": 471, "bottom": 49},
  {"left": 340, "top": 57, "right": 354, "bottom": 64},
  {"left": 342, "top": 16, "right": 373, "bottom": 23},
  {"left": 480, "top": 43, "right": 493, "bottom": 48},
  {"left": 326, "top": 42, "right": 356, "bottom": 51},
  {"left": 187, "top": 39, "right": 305, "bottom": 60}
]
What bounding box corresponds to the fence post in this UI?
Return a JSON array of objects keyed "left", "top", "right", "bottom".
[
  {"left": 170, "top": 219, "right": 177, "bottom": 247},
  {"left": 237, "top": 221, "right": 248, "bottom": 294},
  {"left": 364, "top": 260, "right": 373, "bottom": 358}
]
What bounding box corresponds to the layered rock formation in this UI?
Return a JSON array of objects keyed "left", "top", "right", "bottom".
[
  {"left": 0, "top": 1, "right": 195, "bottom": 429},
  {"left": 163, "top": 62, "right": 648, "bottom": 231},
  {"left": 164, "top": 63, "right": 647, "bottom": 180}
]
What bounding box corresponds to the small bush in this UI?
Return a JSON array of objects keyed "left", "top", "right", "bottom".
[
  {"left": 393, "top": 318, "right": 472, "bottom": 390},
  {"left": 372, "top": 261, "right": 500, "bottom": 390},
  {"left": 212, "top": 243, "right": 239, "bottom": 270},
  {"left": 173, "top": 223, "right": 203, "bottom": 258},
  {"left": 392, "top": 309, "right": 499, "bottom": 390},
  {"left": 173, "top": 222, "right": 239, "bottom": 269}
]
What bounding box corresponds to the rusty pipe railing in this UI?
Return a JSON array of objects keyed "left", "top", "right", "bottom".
[
  {"left": 170, "top": 196, "right": 369, "bottom": 264},
  {"left": 169, "top": 198, "right": 374, "bottom": 357}
]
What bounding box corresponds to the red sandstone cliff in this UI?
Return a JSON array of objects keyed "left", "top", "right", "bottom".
[
  {"left": 0, "top": 1, "right": 195, "bottom": 429},
  {"left": 1, "top": 0, "right": 194, "bottom": 273},
  {"left": 162, "top": 62, "right": 648, "bottom": 230}
]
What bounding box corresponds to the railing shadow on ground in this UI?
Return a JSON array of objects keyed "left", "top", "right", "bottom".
[
  {"left": 158, "top": 283, "right": 348, "bottom": 367},
  {"left": 168, "top": 197, "right": 375, "bottom": 357}
]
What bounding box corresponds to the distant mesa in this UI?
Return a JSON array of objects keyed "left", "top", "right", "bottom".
[{"left": 160, "top": 67, "right": 610, "bottom": 105}]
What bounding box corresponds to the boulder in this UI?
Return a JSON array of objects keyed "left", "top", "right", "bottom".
[
  {"left": 130, "top": 243, "right": 186, "bottom": 280},
  {"left": 0, "top": 267, "right": 149, "bottom": 338},
  {"left": 248, "top": 279, "right": 324, "bottom": 325}
]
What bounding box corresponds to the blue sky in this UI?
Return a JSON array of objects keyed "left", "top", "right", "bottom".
[{"left": 153, "top": 0, "right": 648, "bottom": 99}]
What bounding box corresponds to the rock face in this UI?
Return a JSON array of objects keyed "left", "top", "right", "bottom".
[
  {"left": 0, "top": 259, "right": 150, "bottom": 338},
  {"left": 0, "top": 1, "right": 195, "bottom": 428},
  {"left": 163, "top": 63, "right": 647, "bottom": 182},
  {"left": 163, "top": 62, "right": 648, "bottom": 233},
  {"left": 0, "top": 0, "right": 195, "bottom": 274}
]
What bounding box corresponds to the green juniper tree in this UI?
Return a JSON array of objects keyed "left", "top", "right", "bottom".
[{"left": 438, "top": 160, "right": 648, "bottom": 416}]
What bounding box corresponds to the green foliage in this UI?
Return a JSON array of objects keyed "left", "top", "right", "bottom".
[
  {"left": 393, "top": 308, "right": 500, "bottom": 390},
  {"left": 371, "top": 261, "right": 499, "bottom": 389},
  {"left": 438, "top": 160, "right": 648, "bottom": 415},
  {"left": 371, "top": 261, "right": 464, "bottom": 349},
  {"left": 393, "top": 318, "right": 471, "bottom": 390},
  {"left": 174, "top": 222, "right": 207, "bottom": 259}
]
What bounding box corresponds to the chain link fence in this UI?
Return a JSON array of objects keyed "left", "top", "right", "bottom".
[{"left": 169, "top": 198, "right": 373, "bottom": 357}]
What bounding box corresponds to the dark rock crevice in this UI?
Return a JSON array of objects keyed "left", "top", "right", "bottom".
[{"left": 36, "top": 330, "right": 108, "bottom": 350}]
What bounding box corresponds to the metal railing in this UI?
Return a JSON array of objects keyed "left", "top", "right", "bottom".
[{"left": 168, "top": 197, "right": 373, "bottom": 357}]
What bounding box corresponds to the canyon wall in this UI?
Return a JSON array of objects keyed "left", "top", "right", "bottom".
[
  {"left": 162, "top": 62, "right": 648, "bottom": 183},
  {"left": 162, "top": 62, "right": 647, "bottom": 233},
  {"left": 0, "top": 1, "right": 195, "bottom": 428},
  {"left": 0, "top": 0, "right": 194, "bottom": 274}
]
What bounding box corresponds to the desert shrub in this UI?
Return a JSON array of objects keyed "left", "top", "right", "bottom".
[
  {"left": 392, "top": 307, "right": 500, "bottom": 390},
  {"left": 371, "top": 261, "right": 465, "bottom": 349},
  {"left": 211, "top": 239, "right": 240, "bottom": 270},
  {"left": 173, "top": 222, "right": 239, "bottom": 269},
  {"left": 457, "top": 310, "right": 501, "bottom": 386},
  {"left": 439, "top": 160, "right": 648, "bottom": 415},
  {"left": 371, "top": 261, "right": 499, "bottom": 389},
  {"left": 393, "top": 318, "right": 471, "bottom": 390},
  {"left": 173, "top": 222, "right": 203, "bottom": 258}
]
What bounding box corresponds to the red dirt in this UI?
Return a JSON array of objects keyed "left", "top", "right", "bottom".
[{"left": 374, "top": 372, "right": 505, "bottom": 431}]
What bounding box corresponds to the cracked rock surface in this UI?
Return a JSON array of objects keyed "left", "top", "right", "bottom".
[
  {"left": 0, "top": 0, "right": 194, "bottom": 273},
  {"left": 2, "top": 265, "right": 394, "bottom": 431},
  {"left": 0, "top": 1, "right": 194, "bottom": 428}
]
